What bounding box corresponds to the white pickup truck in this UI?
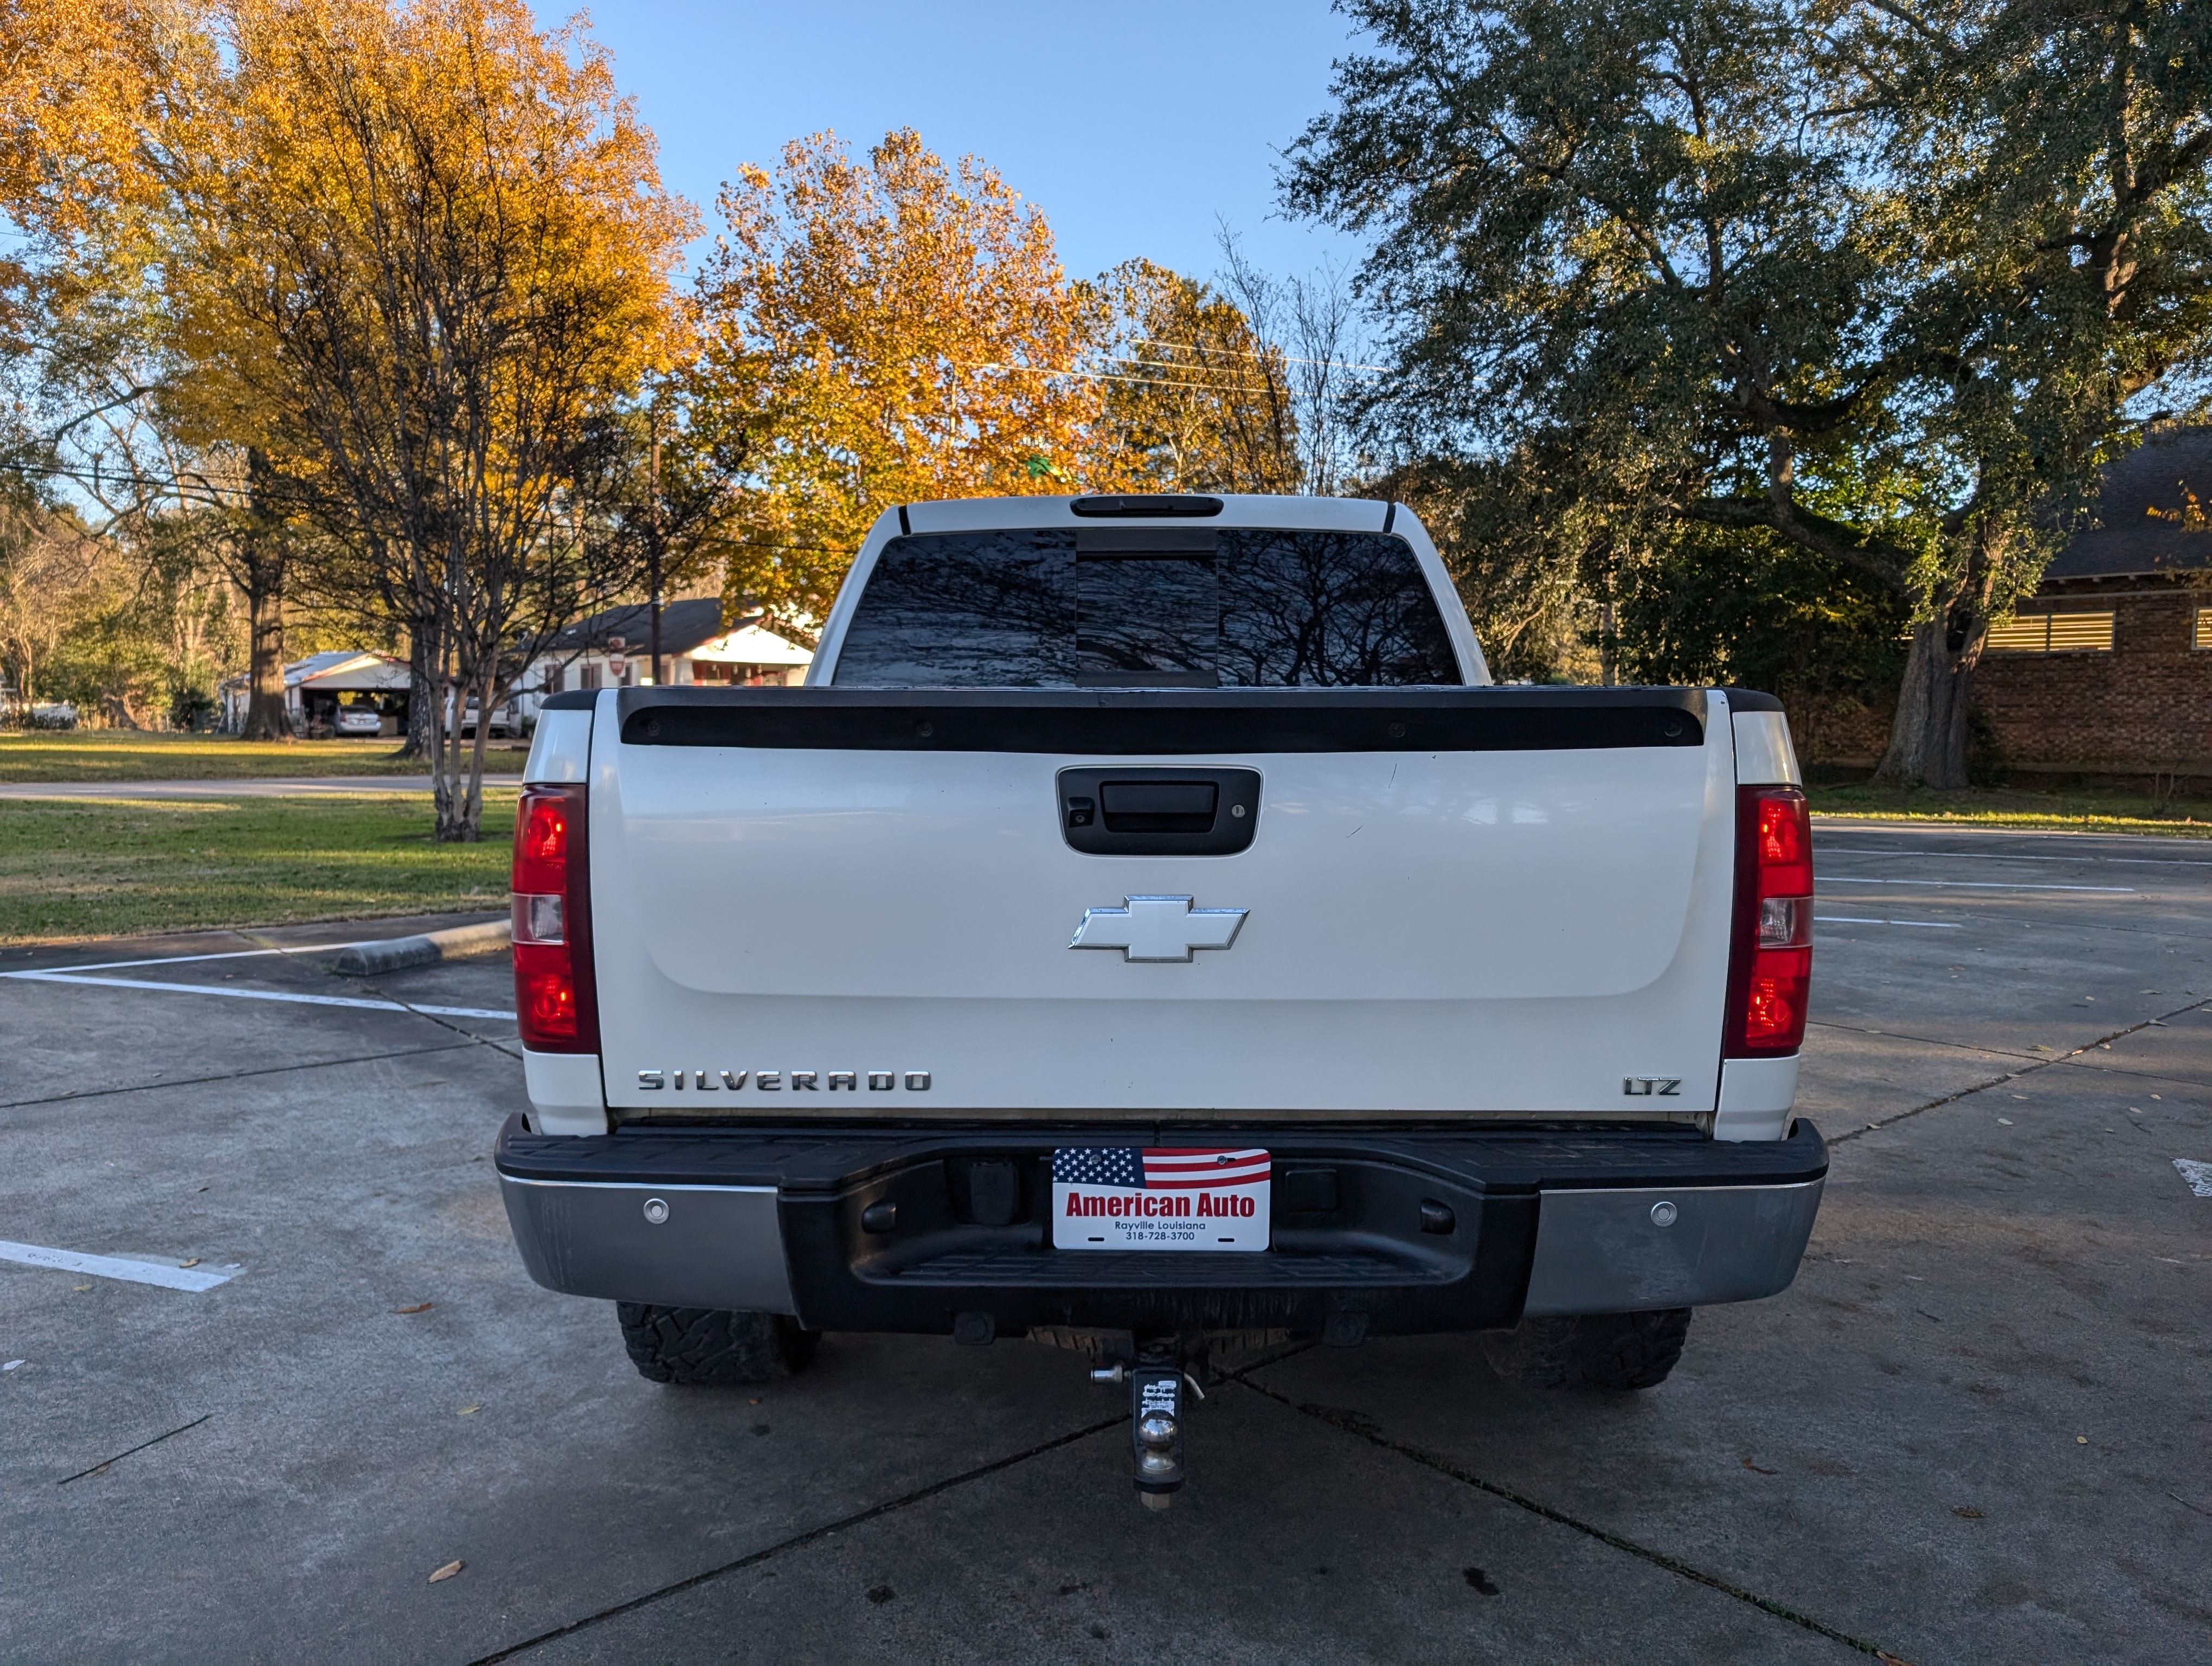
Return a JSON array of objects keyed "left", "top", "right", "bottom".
[{"left": 496, "top": 491, "right": 1824, "bottom": 1505}]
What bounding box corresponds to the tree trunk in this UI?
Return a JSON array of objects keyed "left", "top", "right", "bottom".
[
  {"left": 430, "top": 666, "right": 462, "bottom": 838},
  {"left": 1875, "top": 617, "right": 1979, "bottom": 789},
  {"left": 401, "top": 614, "right": 436, "bottom": 761},
  {"left": 458, "top": 661, "right": 497, "bottom": 841},
  {"left": 1875, "top": 521, "right": 2003, "bottom": 791},
  {"left": 240, "top": 533, "right": 291, "bottom": 741},
  {"left": 432, "top": 655, "right": 497, "bottom": 844}
]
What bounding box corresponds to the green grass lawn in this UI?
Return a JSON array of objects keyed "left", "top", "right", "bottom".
[
  {"left": 0, "top": 730, "right": 530, "bottom": 781},
  {"left": 0, "top": 792, "right": 517, "bottom": 943},
  {"left": 1808, "top": 780, "right": 2212, "bottom": 837}
]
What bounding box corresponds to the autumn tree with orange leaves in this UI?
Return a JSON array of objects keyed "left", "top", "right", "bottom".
[
  {"left": 160, "top": 0, "right": 691, "bottom": 835},
  {"left": 1089, "top": 258, "right": 1302, "bottom": 497},
  {"left": 687, "top": 129, "right": 1114, "bottom": 636},
  {"left": 0, "top": 1, "right": 256, "bottom": 730},
  {"left": 0, "top": 0, "right": 173, "bottom": 341}
]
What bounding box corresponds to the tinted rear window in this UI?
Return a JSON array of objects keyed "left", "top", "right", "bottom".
[{"left": 831, "top": 527, "right": 1461, "bottom": 687}]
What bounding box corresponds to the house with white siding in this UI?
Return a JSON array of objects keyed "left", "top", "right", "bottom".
[{"left": 536, "top": 599, "right": 813, "bottom": 695}]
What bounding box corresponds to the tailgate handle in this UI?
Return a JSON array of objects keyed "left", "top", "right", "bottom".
[
  {"left": 1100, "top": 780, "right": 1217, "bottom": 833},
  {"left": 1057, "top": 767, "right": 1260, "bottom": 856}
]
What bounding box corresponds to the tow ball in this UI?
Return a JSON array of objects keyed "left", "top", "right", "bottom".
[{"left": 1092, "top": 1347, "right": 1203, "bottom": 1511}]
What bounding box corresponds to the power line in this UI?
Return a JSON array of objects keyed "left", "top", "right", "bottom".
[
  {"left": 962, "top": 362, "right": 1289, "bottom": 395},
  {"left": 1127, "top": 338, "right": 1394, "bottom": 373}
]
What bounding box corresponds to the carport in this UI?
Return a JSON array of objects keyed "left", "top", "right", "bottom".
[{"left": 294, "top": 652, "right": 410, "bottom": 738}]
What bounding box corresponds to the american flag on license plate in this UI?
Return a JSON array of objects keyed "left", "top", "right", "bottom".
[{"left": 1051, "top": 1148, "right": 1271, "bottom": 1190}]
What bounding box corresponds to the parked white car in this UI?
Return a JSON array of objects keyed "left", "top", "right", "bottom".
[
  {"left": 333, "top": 704, "right": 384, "bottom": 737},
  {"left": 453, "top": 701, "right": 523, "bottom": 739}
]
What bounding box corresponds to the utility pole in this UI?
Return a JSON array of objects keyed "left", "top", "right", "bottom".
[{"left": 647, "top": 394, "right": 664, "bottom": 687}]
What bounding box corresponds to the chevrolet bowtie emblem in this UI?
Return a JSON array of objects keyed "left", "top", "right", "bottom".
[{"left": 1069, "top": 895, "right": 1248, "bottom": 963}]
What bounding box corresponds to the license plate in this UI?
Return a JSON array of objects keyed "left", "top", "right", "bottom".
[{"left": 1051, "top": 1147, "right": 1270, "bottom": 1251}]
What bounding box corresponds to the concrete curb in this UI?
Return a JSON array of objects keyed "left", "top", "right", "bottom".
[{"left": 333, "top": 918, "right": 510, "bottom": 976}]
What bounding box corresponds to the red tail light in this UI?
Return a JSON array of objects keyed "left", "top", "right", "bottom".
[
  {"left": 1725, "top": 786, "right": 1812, "bottom": 1055},
  {"left": 511, "top": 784, "right": 598, "bottom": 1052}
]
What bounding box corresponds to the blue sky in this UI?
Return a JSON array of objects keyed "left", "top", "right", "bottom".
[{"left": 556, "top": 1, "right": 1374, "bottom": 291}]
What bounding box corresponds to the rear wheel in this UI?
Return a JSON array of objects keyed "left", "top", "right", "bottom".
[
  {"left": 1480, "top": 1309, "right": 1692, "bottom": 1392},
  {"left": 616, "top": 1303, "right": 820, "bottom": 1386}
]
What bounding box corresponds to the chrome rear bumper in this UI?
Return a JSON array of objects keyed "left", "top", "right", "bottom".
[
  {"left": 499, "top": 1174, "right": 796, "bottom": 1313},
  {"left": 493, "top": 1116, "right": 1827, "bottom": 1332},
  {"left": 1523, "top": 1179, "right": 1822, "bottom": 1315}
]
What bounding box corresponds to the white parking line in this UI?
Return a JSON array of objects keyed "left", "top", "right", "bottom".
[
  {"left": 0, "top": 969, "right": 515, "bottom": 1021},
  {"left": 0, "top": 1241, "right": 236, "bottom": 1292},
  {"left": 1820, "top": 845, "right": 2212, "bottom": 868},
  {"left": 2176, "top": 1159, "right": 2212, "bottom": 1199},
  {"left": 48, "top": 941, "right": 381, "bottom": 973},
  {"left": 1816, "top": 876, "right": 2134, "bottom": 893},
  {"left": 1815, "top": 916, "right": 1965, "bottom": 930}
]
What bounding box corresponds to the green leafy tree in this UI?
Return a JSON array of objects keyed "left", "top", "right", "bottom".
[
  {"left": 1610, "top": 526, "right": 1909, "bottom": 755},
  {"left": 1288, "top": 0, "right": 2212, "bottom": 785},
  {"left": 0, "top": 500, "right": 103, "bottom": 706}
]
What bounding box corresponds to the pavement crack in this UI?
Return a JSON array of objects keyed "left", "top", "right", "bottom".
[
  {"left": 468, "top": 1412, "right": 1128, "bottom": 1663},
  {"left": 57, "top": 1413, "right": 210, "bottom": 1485},
  {"left": 0, "top": 1042, "right": 476, "bottom": 1112},
  {"left": 2055, "top": 1059, "right": 2210, "bottom": 1091},
  {"left": 1832, "top": 999, "right": 2210, "bottom": 1143},
  {"left": 1805, "top": 1020, "right": 2042, "bottom": 1062},
  {"left": 221, "top": 926, "right": 525, "bottom": 1062},
  {"left": 1236, "top": 1375, "right": 1906, "bottom": 1662},
  {"left": 324, "top": 966, "right": 522, "bottom": 1059},
  {"left": 1208, "top": 1338, "right": 1319, "bottom": 1387}
]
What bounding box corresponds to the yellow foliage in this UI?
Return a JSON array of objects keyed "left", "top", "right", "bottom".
[
  {"left": 163, "top": 0, "right": 692, "bottom": 484},
  {"left": 0, "top": 0, "right": 195, "bottom": 346},
  {"left": 142, "top": 0, "right": 693, "bottom": 832},
  {"left": 1088, "top": 258, "right": 1300, "bottom": 495},
  {"left": 0, "top": 0, "right": 168, "bottom": 238},
  {"left": 2146, "top": 488, "right": 2209, "bottom": 533},
  {"left": 688, "top": 129, "right": 1120, "bottom": 633}
]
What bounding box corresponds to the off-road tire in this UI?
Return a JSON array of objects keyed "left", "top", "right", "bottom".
[
  {"left": 616, "top": 1304, "right": 820, "bottom": 1386},
  {"left": 1480, "top": 1308, "right": 1692, "bottom": 1392}
]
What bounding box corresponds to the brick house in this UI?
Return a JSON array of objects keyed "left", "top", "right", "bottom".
[{"left": 1973, "top": 426, "right": 2212, "bottom": 776}]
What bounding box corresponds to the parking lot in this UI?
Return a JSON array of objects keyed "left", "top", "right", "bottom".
[{"left": 3, "top": 820, "right": 2209, "bottom": 1664}]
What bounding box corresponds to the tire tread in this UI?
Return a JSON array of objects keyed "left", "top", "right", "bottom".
[
  {"left": 616, "top": 1303, "right": 819, "bottom": 1386},
  {"left": 1480, "top": 1308, "right": 1692, "bottom": 1392}
]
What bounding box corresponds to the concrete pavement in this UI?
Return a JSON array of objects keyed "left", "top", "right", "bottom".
[{"left": 1, "top": 829, "right": 2207, "bottom": 1663}]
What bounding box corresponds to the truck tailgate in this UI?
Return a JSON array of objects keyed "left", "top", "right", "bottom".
[{"left": 584, "top": 688, "right": 1740, "bottom": 1120}]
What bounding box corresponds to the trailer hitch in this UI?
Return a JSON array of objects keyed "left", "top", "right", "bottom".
[{"left": 1091, "top": 1343, "right": 1205, "bottom": 1510}]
